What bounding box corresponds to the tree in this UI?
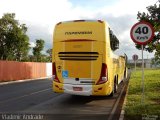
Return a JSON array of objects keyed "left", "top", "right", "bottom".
[
  {"left": 33, "top": 39, "right": 45, "bottom": 62},
  {"left": 46, "top": 48, "right": 52, "bottom": 62},
  {"left": 0, "top": 13, "right": 30, "bottom": 61},
  {"left": 136, "top": 1, "right": 160, "bottom": 62}
]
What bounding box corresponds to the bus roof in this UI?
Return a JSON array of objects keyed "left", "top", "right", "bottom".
[
  {"left": 56, "top": 20, "right": 105, "bottom": 25},
  {"left": 53, "top": 20, "right": 110, "bottom": 42}
]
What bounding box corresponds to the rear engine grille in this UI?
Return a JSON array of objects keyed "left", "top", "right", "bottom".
[{"left": 58, "top": 52, "right": 99, "bottom": 61}]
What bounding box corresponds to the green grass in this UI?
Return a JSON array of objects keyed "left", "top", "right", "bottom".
[{"left": 124, "top": 69, "right": 160, "bottom": 120}]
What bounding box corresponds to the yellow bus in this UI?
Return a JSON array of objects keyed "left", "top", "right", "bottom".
[{"left": 52, "top": 20, "right": 127, "bottom": 96}]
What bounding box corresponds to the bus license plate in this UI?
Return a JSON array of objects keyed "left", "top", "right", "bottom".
[{"left": 73, "top": 87, "right": 83, "bottom": 91}]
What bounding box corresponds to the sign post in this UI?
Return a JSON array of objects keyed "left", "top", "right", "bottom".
[
  {"left": 132, "top": 54, "right": 138, "bottom": 71},
  {"left": 130, "top": 21, "right": 154, "bottom": 104},
  {"left": 141, "top": 45, "right": 144, "bottom": 103}
]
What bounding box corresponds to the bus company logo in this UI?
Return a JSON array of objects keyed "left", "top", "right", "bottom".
[{"left": 65, "top": 31, "right": 92, "bottom": 35}]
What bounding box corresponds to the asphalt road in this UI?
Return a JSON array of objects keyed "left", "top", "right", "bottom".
[{"left": 0, "top": 77, "right": 129, "bottom": 120}]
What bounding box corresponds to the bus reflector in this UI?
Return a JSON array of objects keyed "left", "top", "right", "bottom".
[
  {"left": 96, "top": 63, "right": 108, "bottom": 85},
  {"left": 52, "top": 62, "right": 60, "bottom": 83}
]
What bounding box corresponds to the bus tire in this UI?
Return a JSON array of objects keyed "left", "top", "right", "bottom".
[
  {"left": 109, "top": 89, "right": 114, "bottom": 97},
  {"left": 114, "top": 78, "right": 118, "bottom": 93},
  {"left": 109, "top": 77, "right": 117, "bottom": 96},
  {"left": 124, "top": 67, "right": 127, "bottom": 79}
]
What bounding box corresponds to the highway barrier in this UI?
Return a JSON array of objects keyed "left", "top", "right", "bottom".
[{"left": 0, "top": 60, "right": 52, "bottom": 82}]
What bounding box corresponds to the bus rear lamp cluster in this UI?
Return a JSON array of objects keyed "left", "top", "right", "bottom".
[
  {"left": 52, "top": 62, "right": 60, "bottom": 83},
  {"left": 96, "top": 63, "right": 108, "bottom": 85}
]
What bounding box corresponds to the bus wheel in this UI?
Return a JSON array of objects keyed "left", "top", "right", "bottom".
[
  {"left": 114, "top": 79, "right": 118, "bottom": 93},
  {"left": 124, "top": 67, "right": 127, "bottom": 79},
  {"left": 124, "top": 70, "right": 126, "bottom": 79},
  {"left": 109, "top": 78, "right": 117, "bottom": 96}
]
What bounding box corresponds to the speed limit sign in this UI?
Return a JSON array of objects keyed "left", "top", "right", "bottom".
[
  {"left": 130, "top": 21, "right": 154, "bottom": 45},
  {"left": 130, "top": 21, "right": 154, "bottom": 104}
]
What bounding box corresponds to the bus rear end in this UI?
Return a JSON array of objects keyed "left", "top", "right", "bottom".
[{"left": 52, "top": 20, "right": 112, "bottom": 96}]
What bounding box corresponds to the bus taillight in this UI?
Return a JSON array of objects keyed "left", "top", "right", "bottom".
[
  {"left": 52, "top": 62, "right": 60, "bottom": 83},
  {"left": 96, "top": 63, "right": 108, "bottom": 85}
]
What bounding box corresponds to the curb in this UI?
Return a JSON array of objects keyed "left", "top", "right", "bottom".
[
  {"left": 108, "top": 82, "right": 127, "bottom": 120},
  {"left": 119, "top": 72, "right": 131, "bottom": 120},
  {"left": 119, "top": 110, "right": 125, "bottom": 120},
  {"left": 0, "top": 76, "right": 52, "bottom": 85}
]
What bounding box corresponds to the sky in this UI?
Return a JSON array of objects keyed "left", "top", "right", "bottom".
[{"left": 0, "top": 0, "right": 158, "bottom": 59}]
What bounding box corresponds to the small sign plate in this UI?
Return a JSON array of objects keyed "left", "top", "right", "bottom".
[
  {"left": 73, "top": 87, "right": 83, "bottom": 91},
  {"left": 132, "top": 54, "right": 138, "bottom": 61},
  {"left": 62, "top": 70, "right": 68, "bottom": 78}
]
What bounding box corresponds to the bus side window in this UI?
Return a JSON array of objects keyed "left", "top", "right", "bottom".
[{"left": 109, "top": 28, "right": 119, "bottom": 51}]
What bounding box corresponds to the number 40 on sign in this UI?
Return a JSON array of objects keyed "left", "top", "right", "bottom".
[{"left": 135, "top": 26, "right": 149, "bottom": 39}]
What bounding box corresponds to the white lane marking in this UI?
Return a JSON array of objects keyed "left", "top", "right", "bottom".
[{"left": 0, "top": 88, "right": 52, "bottom": 104}]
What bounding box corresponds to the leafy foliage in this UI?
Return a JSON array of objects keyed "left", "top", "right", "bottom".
[
  {"left": 136, "top": 1, "right": 160, "bottom": 63},
  {"left": 0, "top": 13, "right": 52, "bottom": 62},
  {"left": 46, "top": 48, "right": 52, "bottom": 62},
  {"left": 33, "top": 39, "right": 45, "bottom": 62},
  {"left": 0, "top": 13, "right": 30, "bottom": 61}
]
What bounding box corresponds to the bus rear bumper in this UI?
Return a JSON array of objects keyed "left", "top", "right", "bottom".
[
  {"left": 92, "top": 82, "right": 112, "bottom": 96},
  {"left": 64, "top": 84, "right": 92, "bottom": 96},
  {"left": 53, "top": 81, "right": 112, "bottom": 96}
]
